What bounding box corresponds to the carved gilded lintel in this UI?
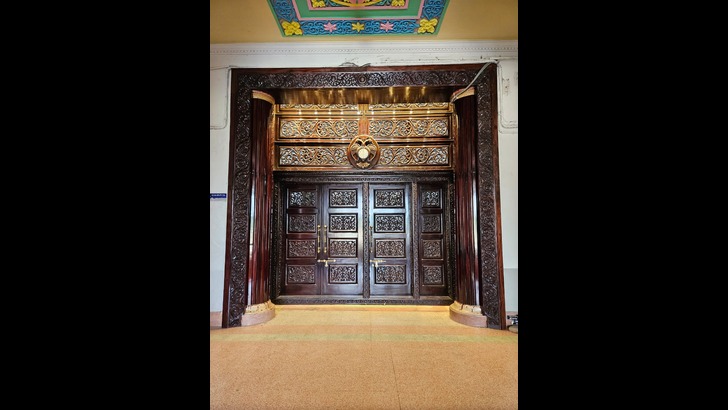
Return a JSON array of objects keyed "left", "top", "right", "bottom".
[
  {"left": 272, "top": 101, "right": 454, "bottom": 172},
  {"left": 368, "top": 118, "right": 450, "bottom": 139},
  {"left": 276, "top": 145, "right": 451, "bottom": 170},
  {"left": 379, "top": 145, "right": 450, "bottom": 167},
  {"left": 279, "top": 118, "right": 360, "bottom": 139}
]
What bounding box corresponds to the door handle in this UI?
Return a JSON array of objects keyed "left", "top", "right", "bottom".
[
  {"left": 323, "top": 224, "right": 328, "bottom": 254},
  {"left": 317, "top": 258, "right": 337, "bottom": 267},
  {"left": 316, "top": 224, "right": 321, "bottom": 255},
  {"left": 369, "top": 226, "right": 374, "bottom": 256},
  {"left": 370, "top": 259, "right": 384, "bottom": 268}
]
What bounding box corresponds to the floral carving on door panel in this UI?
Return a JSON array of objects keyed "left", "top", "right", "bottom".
[
  {"left": 329, "top": 214, "right": 357, "bottom": 231},
  {"left": 422, "top": 189, "right": 441, "bottom": 207},
  {"left": 374, "top": 189, "right": 404, "bottom": 208},
  {"left": 287, "top": 240, "right": 316, "bottom": 258},
  {"left": 329, "top": 265, "right": 357, "bottom": 283},
  {"left": 375, "top": 239, "right": 405, "bottom": 258},
  {"left": 289, "top": 190, "right": 316, "bottom": 207},
  {"left": 328, "top": 239, "right": 357, "bottom": 257},
  {"left": 375, "top": 265, "right": 406, "bottom": 284},
  {"left": 288, "top": 215, "right": 316, "bottom": 232},
  {"left": 421, "top": 215, "right": 441, "bottom": 233},
  {"left": 423, "top": 240, "right": 442, "bottom": 259},
  {"left": 374, "top": 214, "right": 405, "bottom": 232},
  {"left": 287, "top": 265, "right": 315, "bottom": 283},
  {"left": 329, "top": 189, "right": 357, "bottom": 207},
  {"left": 423, "top": 266, "right": 443, "bottom": 285}
]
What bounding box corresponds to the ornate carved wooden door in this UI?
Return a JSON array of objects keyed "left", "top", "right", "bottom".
[
  {"left": 276, "top": 176, "right": 454, "bottom": 301},
  {"left": 280, "top": 184, "right": 320, "bottom": 296},
  {"left": 369, "top": 184, "right": 411, "bottom": 296},
  {"left": 321, "top": 184, "right": 364, "bottom": 295},
  {"left": 281, "top": 183, "right": 364, "bottom": 296}
]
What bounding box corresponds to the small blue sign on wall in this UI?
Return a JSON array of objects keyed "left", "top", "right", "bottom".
[{"left": 210, "top": 193, "right": 227, "bottom": 200}]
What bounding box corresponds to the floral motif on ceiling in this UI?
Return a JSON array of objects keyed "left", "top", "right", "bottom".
[{"left": 268, "top": 0, "right": 449, "bottom": 36}]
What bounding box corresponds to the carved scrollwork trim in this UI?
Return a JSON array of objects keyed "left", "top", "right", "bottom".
[
  {"left": 411, "top": 181, "right": 420, "bottom": 299},
  {"left": 280, "top": 119, "right": 359, "bottom": 139},
  {"left": 447, "top": 182, "right": 456, "bottom": 299},
  {"left": 369, "top": 118, "right": 449, "bottom": 139},
  {"left": 273, "top": 183, "right": 283, "bottom": 300},
  {"left": 475, "top": 67, "right": 503, "bottom": 328},
  {"left": 362, "top": 182, "right": 370, "bottom": 299},
  {"left": 378, "top": 146, "right": 450, "bottom": 167}
]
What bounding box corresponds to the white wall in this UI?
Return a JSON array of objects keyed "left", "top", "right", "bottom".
[
  {"left": 497, "top": 59, "right": 518, "bottom": 312},
  {"left": 210, "top": 41, "right": 518, "bottom": 312}
]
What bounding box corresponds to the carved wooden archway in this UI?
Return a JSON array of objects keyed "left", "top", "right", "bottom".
[{"left": 223, "top": 64, "right": 505, "bottom": 329}]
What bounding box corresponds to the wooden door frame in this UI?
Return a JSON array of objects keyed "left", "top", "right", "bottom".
[{"left": 222, "top": 64, "right": 505, "bottom": 329}]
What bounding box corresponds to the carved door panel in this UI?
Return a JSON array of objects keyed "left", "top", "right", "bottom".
[
  {"left": 321, "top": 184, "right": 364, "bottom": 295},
  {"left": 282, "top": 184, "right": 364, "bottom": 296},
  {"left": 369, "top": 184, "right": 412, "bottom": 296},
  {"left": 418, "top": 183, "right": 449, "bottom": 296},
  {"left": 281, "top": 185, "right": 321, "bottom": 295}
]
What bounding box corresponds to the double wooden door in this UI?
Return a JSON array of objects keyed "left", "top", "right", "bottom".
[{"left": 281, "top": 183, "right": 412, "bottom": 297}]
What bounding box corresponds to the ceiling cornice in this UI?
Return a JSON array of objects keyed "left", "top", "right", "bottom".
[
  {"left": 211, "top": 40, "right": 516, "bottom": 56},
  {"left": 210, "top": 40, "right": 517, "bottom": 67}
]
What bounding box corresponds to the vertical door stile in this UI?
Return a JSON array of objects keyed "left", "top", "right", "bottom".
[{"left": 362, "top": 182, "right": 370, "bottom": 299}]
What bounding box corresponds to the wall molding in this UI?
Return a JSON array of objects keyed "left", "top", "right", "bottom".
[{"left": 210, "top": 40, "right": 518, "bottom": 67}]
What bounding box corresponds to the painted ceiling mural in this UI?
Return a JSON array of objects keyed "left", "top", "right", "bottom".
[{"left": 268, "top": 0, "right": 449, "bottom": 36}]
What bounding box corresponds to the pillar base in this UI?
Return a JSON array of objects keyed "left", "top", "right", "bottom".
[
  {"left": 449, "top": 301, "right": 488, "bottom": 328},
  {"left": 239, "top": 300, "right": 276, "bottom": 326}
]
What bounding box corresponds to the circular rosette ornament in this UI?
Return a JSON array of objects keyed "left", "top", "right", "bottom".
[{"left": 347, "top": 135, "right": 380, "bottom": 169}]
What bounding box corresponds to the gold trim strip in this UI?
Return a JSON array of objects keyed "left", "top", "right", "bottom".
[
  {"left": 278, "top": 103, "right": 360, "bottom": 111},
  {"left": 367, "top": 102, "right": 453, "bottom": 115},
  {"left": 252, "top": 90, "right": 276, "bottom": 105},
  {"left": 369, "top": 102, "right": 450, "bottom": 109}
]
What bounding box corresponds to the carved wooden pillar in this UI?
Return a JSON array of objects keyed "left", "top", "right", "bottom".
[
  {"left": 223, "top": 88, "right": 276, "bottom": 327},
  {"left": 450, "top": 91, "right": 485, "bottom": 327},
  {"left": 450, "top": 64, "right": 506, "bottom": 329},
  {"left": 453, "top": 92, "right": 478, "bottom": 306},
  {"left": 243, "top": 91, "right": 276, "bottom": 325}
]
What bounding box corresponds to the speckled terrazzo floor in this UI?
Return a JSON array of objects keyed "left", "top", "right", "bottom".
[{"left": 210, "top": 305, "right": 518, "bottom": 409}]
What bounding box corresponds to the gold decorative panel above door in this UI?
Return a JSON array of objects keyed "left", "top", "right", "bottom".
[{"left": 271, "top": 103, "right": 455, "bottom": 172}]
